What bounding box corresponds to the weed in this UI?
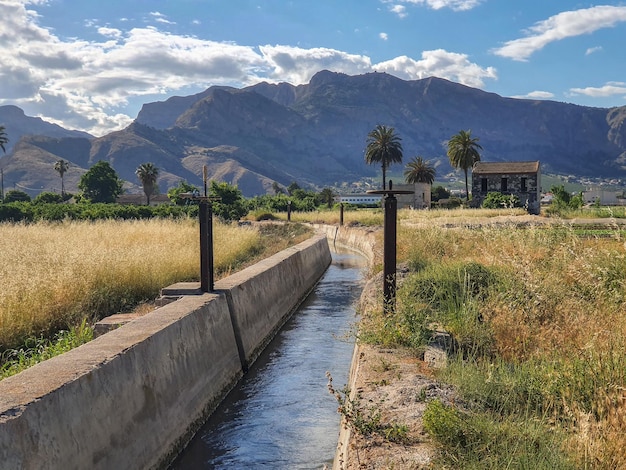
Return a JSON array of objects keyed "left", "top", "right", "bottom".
[
  {"left": 327, "top": 371, "right": 411, "bottom": 443},
  {"left": 1, "top": 319, "right": 93, "bottom": 379}
]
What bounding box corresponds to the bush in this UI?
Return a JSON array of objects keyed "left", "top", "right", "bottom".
[
  {"left": 251, "top": 210, "right": 277, "bottom": 221},
  {"left": 33, "top": 192, "right": 64, "bottom": 204},
  {"left": 423, "top": 399, "right": 467, "bottom": 447},
  {"left": 0, "top": 202, "right": 34, "bottom": 222},
  {"left": 482, "top": 192, "right": 520, "bottom": 209},
  {"left": 434, "top": 197, "right": 463, "bottom": 209},
  {"left": 3, "top": 190, "right": 31, "bottom": 203},
  {"left": 0, "top": 201, "right": 197, "bottom": 223}
]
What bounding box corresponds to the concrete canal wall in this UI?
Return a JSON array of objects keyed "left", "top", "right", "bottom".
[{"left": 0, "top": 234, "right": 331, "bottom": 470}]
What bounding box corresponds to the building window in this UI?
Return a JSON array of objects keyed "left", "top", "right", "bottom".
[
  {"left": 481, "top": 178, "right": 488, "bottom": 192},
  {"left": 521, "top": 177, "right": 527, "bottom": 192},
  {"left": 501, "top": 177, "right": 508, "bottom": 192}
]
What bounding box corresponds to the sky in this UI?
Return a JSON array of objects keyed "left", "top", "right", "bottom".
[{"left": 1, "top": 0, "right": 626, "bottom": 137}]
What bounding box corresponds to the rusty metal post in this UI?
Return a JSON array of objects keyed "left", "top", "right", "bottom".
[
  {"left": 339, "top": 202, "right": 344, "bottom": 226},
  {"left": 199, "top": 200, "right": 214, "bottom": 292}
]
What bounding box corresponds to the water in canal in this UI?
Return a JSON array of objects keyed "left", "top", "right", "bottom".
[{"left": 170, "top": 248, "right": 366, "bottom": 469}]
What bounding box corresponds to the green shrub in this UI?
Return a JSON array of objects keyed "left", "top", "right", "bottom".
[
  {"left": 482, "top": 192, "right": 520, "bottom": 209},
  {"left": 434, "top": 197, "right": 463, "bottom": 209},
  {"left": 3, "top": 190, "right": 31, "bottom": 203},
  {"left": 33, "top": 192, "right": 64, "bottom": 204},
  {"left": 423, "top": 399, "right": 467, "bottom": 447},
  {"left": 0, "top": 202, "right": 34, "bottom": 222},
  {"left": 251, "top": 210, "right": 277, "bottom": 221}
]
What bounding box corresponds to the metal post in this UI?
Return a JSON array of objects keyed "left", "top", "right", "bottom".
[
  {"left": 199, "top": 200, "right": 214, "bottom": 292},
  {"left": 366, "top": 180, "right": 412, "bottom": 315},
  {"left": 208, "top": 202, "right": 214, "bottom": 292},
  {"left": 339, "top": 202, "right": 344, "bottom": 226},
  {"left": 383, "top": 191, "right": 397, "bottom": 314},
  {"left": 287, "top": 200, "right": 292, "bottom": 221}
]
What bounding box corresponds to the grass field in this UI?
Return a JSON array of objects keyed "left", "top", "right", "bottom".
[
  {"left": 0, "top": 218, "right": 310, "bottom": 358},
  {"left": 349, "top": 211, "right": 626, "bottom": 468}
]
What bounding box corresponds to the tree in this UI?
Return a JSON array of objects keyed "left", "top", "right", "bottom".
[
  {"left": 404, "top": 156, "right": 436, "bottom": 184},
  {"left": 34, "top": 192, "right": 64, "bottom": 204},
  {"left": 287, "top": 181, "right": 301, "bottom": 195},
  {"left": 431, "top": 185, "right": 450, "bottom": 202},
  {"left": 550, "top": 185, "right": 571, "bottom": 207},
  {"left": 318, "top": 187, "right": 336, "bottom": 208},
  {"left": 0, "top": 126, "right": 8, "bottom": 154},
  {"left": 447, "top": 130, "right": 482, "bottom": 201},
  {"left": 365, "top": 124, "right": 403, "bottom": 190},
  {"left": 272, "top": 181, "right": 285, "bottom": 195},
  {"left": 54, "top": 159, "right": 70, "bottom": 196},
  {"left": 4, "top": 189, "right": 31, "bottom": 203},
  {"left": 78, "top": 161, "right": 123, "bottom": 203},
  {"left": 208, "top": 181, "right": 248, "bottom": 221},
  {"left": 168, "top": 180, "right": 200, "bottom": 205},
  {"left": 135, "top": 162, "right": 159, "bottom": 205}
]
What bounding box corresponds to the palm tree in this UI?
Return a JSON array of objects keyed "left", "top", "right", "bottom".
[
  {"left": 318, "top": 187, "right": 336, "bottom": 208},
  {"left": 404, "top": 156, "right": 436, "bottom": 184},
  {"left": 365, "top": 124, "right": 403, "bottom": 190},
  {"left": 447, "top": 130, "right": 482, "bottom": 201},
  {"left": 54, "top": 159, "right": 70, "bottom": 196},
  {"left": 135, "top": 162, "right": 159, "bottom": 205},
  {"left": 0, "top": 126, "right": 8, "bottom": 154}
]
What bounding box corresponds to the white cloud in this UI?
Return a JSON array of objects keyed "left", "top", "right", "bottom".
[
  {"left": 373, "top": 49, "right": 497, "bottom": 88},
  {"left": 511, "top": 91, "right": 555, "bottom": 100},
  {"left": 382, "top": 0, "right": 482, "bottom": 12},
  {"left": 0, "top": 1, "right": 497, "bottom": 136},
  {"left": 585, "top": 46, "right": 602, "bottom": 56},
  {"left": 149, "top": 11, "right": 176, "bottom": 25},
  {"left": 98, "top": 27, "right": 122, "bottom": 39},
  {"left": 389, "top": 5, "right": 407, "bottom": 18},
  {"left": 379, "top": 32, "right": 389, "bottom": 40},
  {"left": 570, "top": 82, "right": 626, "bottom": 98},
  {"left": 493, "top": 6, "right": 626, "bottom": 61},
  {"left": 258, "top": 45, "right": 373, "bottom": 84}
]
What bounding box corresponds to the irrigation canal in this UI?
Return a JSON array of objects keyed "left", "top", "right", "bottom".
[{"left": 170, "top": 247, "right": 366, "bottom": 469}]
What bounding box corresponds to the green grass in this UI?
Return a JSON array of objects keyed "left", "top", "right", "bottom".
[
  {"left": 1, "top": 319, "right": 93, "bottom": 379},
  {"left": 358, "top": 220, "right": 626, "bottom": 468}
]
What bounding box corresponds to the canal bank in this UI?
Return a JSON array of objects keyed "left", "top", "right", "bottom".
[{"left": 318, "top": 224, "right": 440, "bottom": 469}]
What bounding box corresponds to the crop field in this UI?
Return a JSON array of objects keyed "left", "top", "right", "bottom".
[{"left": 0, "top": 218, "right": 309, "bottom": 356}]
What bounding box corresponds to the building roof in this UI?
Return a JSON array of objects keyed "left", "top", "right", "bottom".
[{"left": 472, "top": 161, "right": 540, "bottom": 175}]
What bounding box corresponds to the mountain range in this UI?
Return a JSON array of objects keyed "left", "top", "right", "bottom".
[{"left": 1, "top": 70, "right": 625, "bottom": 197}]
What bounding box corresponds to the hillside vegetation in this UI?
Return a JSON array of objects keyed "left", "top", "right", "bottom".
[{"left": 3, "top": 70, "right": 625, "bottom": 197}]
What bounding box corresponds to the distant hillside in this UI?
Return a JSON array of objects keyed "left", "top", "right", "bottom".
[
  {"left": 0, "top": 105, "right": 92, "bottom": 154},
  {"left": 2, "top": 71, "right": 626, "bottom": 197}
]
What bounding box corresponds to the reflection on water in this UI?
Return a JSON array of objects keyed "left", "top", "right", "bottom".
[{"left": 170, "top": 248, "right": 366, "bottom": 469}]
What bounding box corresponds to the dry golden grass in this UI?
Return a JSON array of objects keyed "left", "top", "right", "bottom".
[
  {"left": 0, "top": 218, "right": 262, "bottom": 351},
  {"left": 277, "top": 206, "right": 530, "bottom": 227},
  {"left": 390, "top": 220, "right": 626, "bottom": 467}
]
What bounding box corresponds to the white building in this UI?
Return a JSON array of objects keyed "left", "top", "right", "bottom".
[
  {"left": 582, "top": 189, "right": 625, "bottom": 205},
  {"left": 336, "top": 194, "right": 382, "bottom": 206}
]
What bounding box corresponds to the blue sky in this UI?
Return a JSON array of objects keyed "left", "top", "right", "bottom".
[{"left": 1, "top": 0, "right": 626, "bottom": 136}]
